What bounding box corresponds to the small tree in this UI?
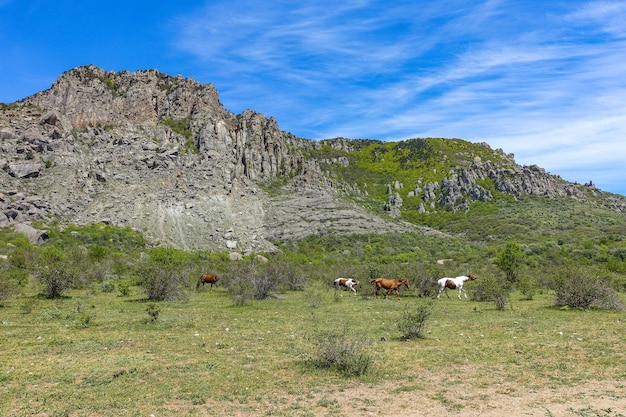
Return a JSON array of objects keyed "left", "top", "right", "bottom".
[
  {"left": 271, "top": 260, "right": 308, "bottom": 291},
  {"left": 146, "top": 303, "right": 161, "bottom": 323},
  {"left": 35, "top": 245, "right": 77, "bottom": 298},
  {"left": 0, "top": 268, "right": 27, "bottom": 301},
  {"left": 516, "top": 275, "right": 537, "bottom": 300},
  {"left": 495, "top": 242, "right": 524, "bottom": 284},
  {"left": 223, "top": 262, "right": 256, "bottom": 305},
  {"left": 225, "top": 260, "right": 290, "bottom": 302}
]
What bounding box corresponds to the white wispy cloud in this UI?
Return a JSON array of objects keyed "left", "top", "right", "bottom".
[{"left": 171, "top": 0, "right": 626, "bottom": 194}]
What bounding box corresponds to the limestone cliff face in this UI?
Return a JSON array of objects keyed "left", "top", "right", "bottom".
[
  {"left": 22, "top": 65, "right": 305, "bottom": 187},
  {"left": 0, "top": 66, "right": 414, "bottom": 251}
]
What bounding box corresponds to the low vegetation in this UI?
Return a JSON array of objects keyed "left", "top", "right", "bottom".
[
  {"left": 1, "top": 166, "right": 625, "bottom": 414},
  {"left": 1, "top": 264, "right": 624, "bottom": 415}
]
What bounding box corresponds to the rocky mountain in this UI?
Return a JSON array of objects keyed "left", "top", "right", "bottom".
[{"left": 1, "top": 65, "right": 624, "bottom": 252}]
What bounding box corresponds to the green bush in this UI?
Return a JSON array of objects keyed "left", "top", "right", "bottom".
[
  {"left": 146, "top": 303, "right": 161, "bottom": 322},
  {"left": 398, "top": 300, "right": 434, "bottom": 340},
  {"left": 224, "top": 261, "right": 293, "bottom": 301},
  {"left": 0, "top": 268, "right": 27, "bottom": 301},
  {"left": 495, "top": 242, "right": 525, "bottom": 283},
  {"left": 35, "top": 245, "right": 77, "bottom": 298},
  {"left": 552, "top": 266, "right": 623, "bottom": 310},
  {"left": 135, "top": 247, "right": 195, "bottom": 301},
  {"left": 77, "top": 313, "right": 93, "bottom": 328},
  {"left": 249, "top": 264, "right": 279, "bottom": 299},
  {"left": 516, "top": 275, "right": 537, "bottom": 300},
  {"left": 308, "top": 325, "right": 373, "bottom": 377},
  {"left": 118, "top": 281, "right": 131, "bottom": 297},
  {"left": 470, "top": 273, "right": 512, "bottom": 310},
  {"left": 138, "top": 265, "right": 188, "bottom": 301},
  {"left": 304, "top": 281, "right": 325, "bottom": 308},
  {"left": 100, "top": 280, "right": 116, "bottom": 293},
  {"left": 223, "top": 262, "right": 256, "bottom": 305},
  {"left": 269, "top": 260, "right": 308, "bottom": 291}
]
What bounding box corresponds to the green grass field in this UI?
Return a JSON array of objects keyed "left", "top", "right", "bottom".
[{"left": 1, "top": 283, "right": 625, "bottom": 416}]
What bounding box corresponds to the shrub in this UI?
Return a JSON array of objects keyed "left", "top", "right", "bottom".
[
  {"left": 308, "top": 325, "right": 373, "bottom": 377},
  {"left": 270, "top": 260, "right": 308, "bottom": 291},
  {"left": 146, "top": 303, "right": 161, "bottom": 322},
  {"left": 100, "top": 280, "right": 116, "bottom": 293},
  {"left": 552, "top": 266, "right": 623, "bottom": 310},
  {"left": 77, "top": 313, "right": 93, "bottom": 328},
  {"left": 494, "top": 242, "right": 524, "bottom": 283},
  {"left": 404, "top": 263, "right": 439, "bottom": 297},
  {"left": 0, "top": 268, "right": 29, "bottom": 301},
  {"left": 516, "top": 275, "right": 537, "bottom": 300},
  {"left": 366, "top": 262, "right": 383, "bottom": 280},
  {"left": 223, "top": 262, "right": 256, "bottom": 305},
  {"left": 305, "top": 282, "right": 325, "bottom": 308},
  {"left": 7, "top": 241, "right": 35, "bottom": 270},
  {"left": 250, "top": 264, "right": 279, "bottom": 299},
  {"left": 470, "top": 273, "right": 512, "bottom": 310},
  {"left": 136, "top": 247, "right": 194, "bottom": 301},
  {"left": 225, "top": 261, "right": 289, "bottom": 301},
  {"left": 35, "top": 245, "right": 77, "bottom": 298},
  {"left": 138, "top": 265, "right": 188, "bottom": 301},
  {"left": 398, "top": 300, "right": 434, "bottom": 340},
  {"left": 118, "top": 281, "right": 131, "bottom": 297}
]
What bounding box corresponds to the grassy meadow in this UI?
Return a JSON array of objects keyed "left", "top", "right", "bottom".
[{"left": 2, "top": 279, "right": 625, "bottom": 416}]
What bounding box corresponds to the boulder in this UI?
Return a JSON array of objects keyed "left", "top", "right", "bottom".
[
  {"left": 14, "top": 223, "right": 49, "bottom": 244},
  {"left": 7, "top": 162, "right": 42, "bottom": 178}
]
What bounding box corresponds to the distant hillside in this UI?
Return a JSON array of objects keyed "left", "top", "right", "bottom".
[{"left": 1, "top": 65, "right": 624, "bottom": 252}]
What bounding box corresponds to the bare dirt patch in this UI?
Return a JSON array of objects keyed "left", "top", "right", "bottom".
[{"left": 163, "top": 377, "right": 625, "bottom": 416}]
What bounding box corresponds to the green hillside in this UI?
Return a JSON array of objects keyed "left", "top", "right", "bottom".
[
  {"left": 306, "top": 137, "right": 512, "bottom": 202},
  {"left": 2, "top": 137, "right": 625, "bottom": 309},
  {"left": 293, "top": 137, "right": 626, "bottom": 277}
]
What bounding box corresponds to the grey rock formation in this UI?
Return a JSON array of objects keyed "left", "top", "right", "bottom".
[
  {"left": 2, "top": 66, "right": 624, "bottom": 250},
  {"left": 0, "top": 66, "right": 417, "bottom": 251}
]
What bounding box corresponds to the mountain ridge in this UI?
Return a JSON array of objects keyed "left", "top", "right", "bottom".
[{"left": 1, "top": 65, "right": 624, "bottom": 251}]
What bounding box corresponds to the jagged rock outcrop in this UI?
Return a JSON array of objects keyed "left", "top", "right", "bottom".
[
  {"left": 413, "top": 158, "right": 609, "bottom": 213},
  {"left": 2, "top": 65, "right": 624, "bottom": 250},
  {"left": 0, "top": 66, "right": 416, "bottom": 250}
]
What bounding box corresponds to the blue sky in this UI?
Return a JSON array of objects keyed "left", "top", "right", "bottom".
[{"left": 2, "top": 1, "right": 626, "bottom": 195}]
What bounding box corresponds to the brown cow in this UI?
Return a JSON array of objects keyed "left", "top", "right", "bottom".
[{"left": 370, "top": 278, "right": 410, "bottom": 299}]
